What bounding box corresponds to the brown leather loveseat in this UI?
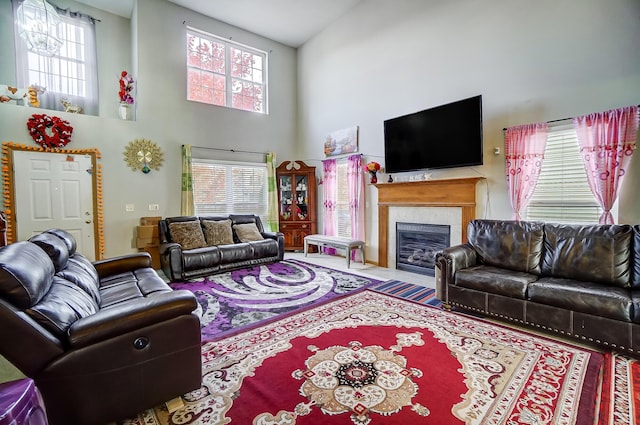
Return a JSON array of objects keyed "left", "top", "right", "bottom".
[
  {"left": 0, "top": 229, "right": 202, "bottom": 425},
  {"left": 159, "top": 214, "right": 285, "bottom": 281},
  {"left": 436, "top": 219, "right": 640, "bottom": 355}
]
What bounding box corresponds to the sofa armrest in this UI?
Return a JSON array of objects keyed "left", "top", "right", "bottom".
[
  {"left": 93, "top": 253, "right": 153, "bottom": 278},
  {"left": 159, "top": 242, "right": 184, "bottom": 281},
  {"left": 262, "top": 231, "right": 285, "bottom": 260},
  {"left": 435, "top": 243, "right": 477, "bottom": 303},
  {"left": 67, "top": 290, "right": 197, "bottom": 348}
]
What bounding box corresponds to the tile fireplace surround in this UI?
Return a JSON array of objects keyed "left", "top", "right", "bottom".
[{"left": 374, "top": 177, "right": 485, "bottom": 268}]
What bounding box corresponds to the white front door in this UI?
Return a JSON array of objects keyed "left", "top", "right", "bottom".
[{"left": 13, "top": 150, "right": 96, "bottom": 260}]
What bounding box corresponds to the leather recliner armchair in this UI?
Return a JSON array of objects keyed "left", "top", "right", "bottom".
[{"left": 0, "top": 229, "right": 202, "bottom": 425}]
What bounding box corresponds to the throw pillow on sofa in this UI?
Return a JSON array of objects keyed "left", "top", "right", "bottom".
[
  {"left": 202, "top": 219, "right": 234, "bottom": 245},
  {"left": 233, "top": 223, "right": 264, "bottom": 242},
  {"left": 169, "top": 221, "right": 207, "bottom": 249}
]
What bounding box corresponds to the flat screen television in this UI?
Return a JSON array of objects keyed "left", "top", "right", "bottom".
[{"left": 383, "top": 95, "right": 483, "bottom": 173}]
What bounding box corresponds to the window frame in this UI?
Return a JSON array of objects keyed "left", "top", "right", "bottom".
[
  {"left": 186, "top": 27, "right": 268, "bottom": 114},
  {"left": 191, "top": 158, "right": 269, "bottom": 224},
  {"left": 13, "top": 2, "right": 99, "bottom": 115},
  {"left": 524, "top": 124, "right": 614, "bottom": 224},
  {"left": 335, "top": 161, "right": 352, "bottom": 238}
]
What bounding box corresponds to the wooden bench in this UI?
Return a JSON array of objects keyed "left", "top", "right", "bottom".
[{"left": 304, "top": 234, "right": 366, "bottom": 268}]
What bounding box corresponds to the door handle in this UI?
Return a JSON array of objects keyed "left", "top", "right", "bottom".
[{"left": 85, "top": 219, "right": 92, "bottom": 224}]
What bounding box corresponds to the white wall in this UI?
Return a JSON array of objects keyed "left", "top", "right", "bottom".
[
  {"left": 0, "top": 0, "right": 298, "bottom": 257},
  {"left": 297, "top": 0, "right": 640, "bottom": 263}
]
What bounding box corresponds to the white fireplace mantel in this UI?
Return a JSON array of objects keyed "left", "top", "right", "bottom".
[{"left": 374, "top": 177, "right": 485, "bottom": 268}]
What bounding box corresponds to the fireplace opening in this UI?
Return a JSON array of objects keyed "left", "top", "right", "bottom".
[{"left": 396, "top": 222, "right": 450, "bottom": 276}]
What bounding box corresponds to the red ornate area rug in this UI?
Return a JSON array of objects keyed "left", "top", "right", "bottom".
[
  {"left": 597, "top": 352, "right": 640, "bottom": 425},
  {"left": 126, "top": 291, "right": 603, "bottom": 425}
]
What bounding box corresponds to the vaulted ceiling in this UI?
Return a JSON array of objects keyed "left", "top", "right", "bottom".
[{"left": 75, "top": 0, "right": 362, "bottom": 47}]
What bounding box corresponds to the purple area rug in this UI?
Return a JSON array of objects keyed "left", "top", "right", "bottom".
[{"left": 169, "top": 259, "right": 383, "bottom": 342}]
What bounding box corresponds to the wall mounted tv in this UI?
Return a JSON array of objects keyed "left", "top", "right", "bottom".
[{"left": 383, "top": 95, "right": 483, "bottom": 173}]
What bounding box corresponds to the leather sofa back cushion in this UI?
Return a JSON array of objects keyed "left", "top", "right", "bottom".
[
  {"left": 29, "top": 232, "right": 70, "bottom": 272},
  {"left": 0, "top": 242, "right": 54, "bottom": 308},
  {"left": 169, "top": 221, "right": 207, "bottom": 249},
  {"left": 542, "top": 223, "right": 632, "bottom": 287},
  {"left": 27, "top": 275, "right": 99, "bottom": 338},
  {"left": 468, "top": 220, "right": 544, "bottom": 274},
  {"left": 202, "top": 219, "right": 234, "bottom": 245},
  {"left": 233, "top": 223, "right": 264, "bottom": 242},
  {"left": 58, "top": 255, "right": 101, "bottom": 305},
  {"left": 44, "top": 228, "right": 77, "bottom": 256}
]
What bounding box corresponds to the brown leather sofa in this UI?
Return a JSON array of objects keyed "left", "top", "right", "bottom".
[
  {"left": 0, "top": 229, "right": 202, "bottom": 425},
  {"left": 436, "top": 220, "right": 640, "bottom": 355},
  {"left": 159, "top": 214, "right": 285, "bottom": 281}
]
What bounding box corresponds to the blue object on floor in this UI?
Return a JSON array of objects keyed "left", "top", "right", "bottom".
[{"left": 0, "top": 379, "right": 48, "bottom": 425}]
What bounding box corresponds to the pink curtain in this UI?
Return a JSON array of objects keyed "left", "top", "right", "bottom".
[
  {"left": 322, "top": 159, "right": 337, "bottom": 254},
  {"left": 347, "top": 154, "right": 365, "bottom": 261},
  {"left": 573, "top": 105, "right": 639, "bottom": 224},
  {"left": 504, "top": 122, "right": 548, "bottom": 220}
]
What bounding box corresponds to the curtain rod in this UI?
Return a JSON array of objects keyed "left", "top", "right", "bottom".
[
  {"left": 502, "top": 104, "right": 640, "bottom": 131},
  {"left": 185, "top": 145, "right": 268, "bottom": 155}
]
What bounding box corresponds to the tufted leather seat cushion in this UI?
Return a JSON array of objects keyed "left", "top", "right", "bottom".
[
  {"left": 468, "top": 220, "right": 544, "bottom": 274},
  {"left": 541, "top": 223, "right": 633, "bottom": 287}
]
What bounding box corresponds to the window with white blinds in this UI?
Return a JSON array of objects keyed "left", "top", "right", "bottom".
[
  {"left": 192, "top": 159, "right": 268, "bottom": 223},
  {"left": 336, "top": 162, "right": 352, "bottom": 238},
  {"left": 524, "top": 126, "right": 604, "bottom": 224}
]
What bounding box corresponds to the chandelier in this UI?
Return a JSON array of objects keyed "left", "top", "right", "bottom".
[{"left": 15, "top": 0, "right": 63, "bottom": 57}]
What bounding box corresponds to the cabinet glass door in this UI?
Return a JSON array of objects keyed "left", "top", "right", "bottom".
[
  {"left": 279, "top": 175, "right": 293, "bottom": 220},
  {"left": 295, "top": 175, "right": 308, "bottom": 220}
]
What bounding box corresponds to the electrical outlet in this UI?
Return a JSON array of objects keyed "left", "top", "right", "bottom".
[
  {"left": 125, "top": 204, "right": 134, "bottom": 212},
  {"left": 149, "top": 204, "right": 159, "bottom": 211}
]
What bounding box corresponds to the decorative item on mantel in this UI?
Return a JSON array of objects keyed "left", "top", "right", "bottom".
[
  {"left": 124, "top": 139, "right": 163, "bottom": 173},
  {"left": 365, "top": 161, "right": 380, "bottom": 184},
  {"left": 118, "top": 70, "right": 135, "bottom": 120}
]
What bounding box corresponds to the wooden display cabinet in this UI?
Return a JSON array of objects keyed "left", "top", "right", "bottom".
[{"left": 276, "top": 160, "right": 317, "bottom": 251}]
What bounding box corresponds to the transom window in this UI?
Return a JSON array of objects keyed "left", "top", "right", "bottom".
[
  {"left": 192, "top": 159, "right": 268, "bottom": 224},
  {"left": 524, "top": 125, "right": 608, "bottom": 224},
  {"left": 186, "top": 28, "right": 267, "bottom": 114}
]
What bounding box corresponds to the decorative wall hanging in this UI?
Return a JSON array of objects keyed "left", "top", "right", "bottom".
[
  {"left": 124, "top": 139, "right": 163, "bottom": 174},
  {"left": 324, "top": 125, "right": 359, "bottom": 157},
  {"left": 26, "top": 113, "right": 73, "bottom": 149}
]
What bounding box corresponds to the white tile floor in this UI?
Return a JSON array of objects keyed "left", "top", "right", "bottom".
[{"left": 285, "top": 251, "right": 435, "bottom": 289}]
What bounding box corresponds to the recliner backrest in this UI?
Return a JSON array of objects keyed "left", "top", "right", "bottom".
[{"left": 0, "top": 242, "right": 55, "bottom": 308}]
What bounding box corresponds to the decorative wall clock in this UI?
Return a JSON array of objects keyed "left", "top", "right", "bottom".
[{"left": 123, "top": 139, "right": 163, "bottom": 173}]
